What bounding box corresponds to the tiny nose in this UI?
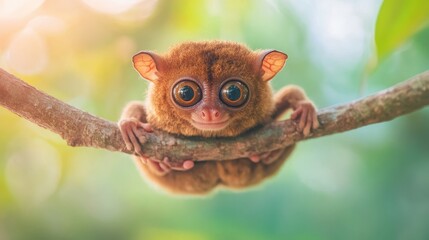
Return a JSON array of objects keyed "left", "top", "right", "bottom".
[{"left": 201, "top": 108, "right": 222, "bottom": 121}]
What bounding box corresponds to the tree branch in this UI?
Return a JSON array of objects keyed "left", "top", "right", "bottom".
[{"left": 1, "top": 68, "right": 428, "bottom": 163}]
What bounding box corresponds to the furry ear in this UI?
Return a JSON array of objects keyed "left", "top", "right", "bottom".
[
  {"left": 254, "top": 50, "right": 288, "bottom": 81},
  {"left": 132, "top": 51, "right": 165, "bottom": 82}
]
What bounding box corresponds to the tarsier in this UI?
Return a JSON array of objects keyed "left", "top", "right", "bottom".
[{"left": 119, "top": 41, "right": 318, "bottom": 195}]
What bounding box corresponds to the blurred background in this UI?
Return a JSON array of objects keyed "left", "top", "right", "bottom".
[{"left": 1, "top": 0, "right": 429, "bottom": 239}]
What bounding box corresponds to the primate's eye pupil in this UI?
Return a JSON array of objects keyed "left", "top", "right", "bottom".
[
  {"left": 226, "top": 85, "right": 241, "bottom": 101},
  {"left": 219, "top": 80, "right": 249, "bottom": 108},
  {"left": 180, "top": 86, "right": 194, "bottom": 101},
  {"left": 172, "top": 80, "right": 202, "bottom": 107}
]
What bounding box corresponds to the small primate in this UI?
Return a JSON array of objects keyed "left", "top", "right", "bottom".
[{"left": 119, "top": 41, "right": 318, "bottom": 195}]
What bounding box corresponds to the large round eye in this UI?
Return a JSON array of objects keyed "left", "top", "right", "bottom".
[
  {"left": 172, "top": 80, "right": 202, "bottom": 107},
  {"left": 220, "top": 80, "right": 249, "bottom": 107}
]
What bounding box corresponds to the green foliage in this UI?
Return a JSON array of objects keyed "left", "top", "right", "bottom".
[{"left": 375, "top": 0, "right": 429, "bottom": 60}]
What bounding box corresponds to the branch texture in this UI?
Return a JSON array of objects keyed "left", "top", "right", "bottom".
[{"left": 1, "top": 68, "right": 428, "bottom": 163}]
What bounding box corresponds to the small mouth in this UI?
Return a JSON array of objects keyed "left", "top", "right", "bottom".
[{"left": 191, "top": 120, "right": 229, "bottom": 131}]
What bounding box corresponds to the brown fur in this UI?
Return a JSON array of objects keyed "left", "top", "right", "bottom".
[
  {"left": 145, "top": 41, "right": 274, "bottom": 137},
  {"left": 122, "top": 41, "right": 311, "bottom": 195}
]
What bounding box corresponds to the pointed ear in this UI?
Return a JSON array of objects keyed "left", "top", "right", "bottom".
[
  {"left": 132, "top": 51, "right": 165, "bottom": 82},
  {"left": 255, "top": 50, "right": 288, "bottom": 81}
]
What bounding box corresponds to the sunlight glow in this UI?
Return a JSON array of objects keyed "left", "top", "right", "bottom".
[
  {"left": 0, "top": 0, "right": 45, "bottom": 20},
  {"left": 287, "top": 0, "right": 380, "bottom": 69},
  {"left": 81, "top": 0, "right": 143, "bottom": 14}
]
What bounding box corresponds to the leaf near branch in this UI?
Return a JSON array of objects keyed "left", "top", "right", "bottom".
[{"left": 375, "top": 0, "right": 429, "bottom": 60}]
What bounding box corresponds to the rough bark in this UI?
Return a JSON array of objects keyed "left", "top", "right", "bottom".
[{"left": 1, "top": 68, "right": 428, "bottom": 163}]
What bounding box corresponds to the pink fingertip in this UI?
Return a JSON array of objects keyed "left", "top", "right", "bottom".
[
  {"left": 291, "top": 108, "right": 302, "bottom": 120},
  {"left": 183, "top": 161, "right": 194, "bottom": 170},
  {"left": 249, "top": 155, "right": 260, "bottom": 163},
  {"left": 142, "top": 123, "right": 153, "bottom": 132},
  {"left": 159, "top": 162, "right": 170, "bottom": 172}
]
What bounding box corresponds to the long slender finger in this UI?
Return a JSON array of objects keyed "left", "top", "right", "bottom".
[
  {"left": 159, "top": 162, "right": 172, "bottom": 172},
  {"left": 163, "top": 157, "right": 181, "bottom": 168},
  {"left": 132, "top": 124, "right": 141, "bottom": 138},
  {"left": 313, "top": 113, "right": 320, "bottom": 129},
  {"left": 133, "top": 125, "right": 148, "bottom": 144},
  {"left": 138, "top": 122, "right": 153, "bottom": 132},
  {"left": 291, "top": 107, "right": 302, "bottom": 120},
  {"left": 119, "top": 125, "right": 133, "bottom": 151},
  {"left": 164, "top": 158, "right": 194, "bottom": 171},
  {"left": 172, "top": 161, "right": 194, "bottom": 171},
  {"left": 160, "top": 157, "right": 172, "bottom": 171},
  {"left": 299, "top": 108, "right": 307, "bottom": 130},
  {"left": 303, "top": 111, "right": 313, "bottom": 136},
  {"left": 127, "top": 128, "right": 142, "bottom": 155},
  {"left": 147, "top": 159, "right": 167, "bottom": 176}
]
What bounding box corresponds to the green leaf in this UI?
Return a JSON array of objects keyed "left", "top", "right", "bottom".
[{"left": 375, "top": 0, "right": 429, "bottom": 60}]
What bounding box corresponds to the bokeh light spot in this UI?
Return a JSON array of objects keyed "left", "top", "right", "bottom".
[
  {"left": 27, "top": 15, "right": 66, "bottom": 35},
  {"left": 0, "top": 0, "right": 45, "bottom": 20},
  {"left": 5, "top": 28, "right": 48, "bottom": 75},
  {"left": 294, "top": 147, "right": 359, "bottom": 194},
  {"left": 5, "top": 140, "right": 61, "bottom": 207},
  {"left": 81, "top": 0, "right": 143, "bottom": 14}
]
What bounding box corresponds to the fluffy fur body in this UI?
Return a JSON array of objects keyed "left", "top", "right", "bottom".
[{"left": 119, "top": 41, "right": 317, "bottom": 195}]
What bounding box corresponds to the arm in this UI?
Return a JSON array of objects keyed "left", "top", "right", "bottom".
[
  {"left": 249, "top": 85, "right": 319, "bottom": 165},
  {"left": 118, "top": 101, "right": 152, "bottom": 156},
  {"left": 217, "top": 85, "right": 319, "bottom": 188},
  {"left": 120, "top": 101, "right": 148, "bottom": 122},
  {"left": 119, "top": 101, "right": 194, "bottom": 174},
  {"left": 272, "top": 85, "right": 319, "bottom": 135}
]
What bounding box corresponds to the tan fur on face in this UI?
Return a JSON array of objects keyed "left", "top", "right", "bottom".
[{"left": 145, "top": 41, "right": 275, "bottom": 137}]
